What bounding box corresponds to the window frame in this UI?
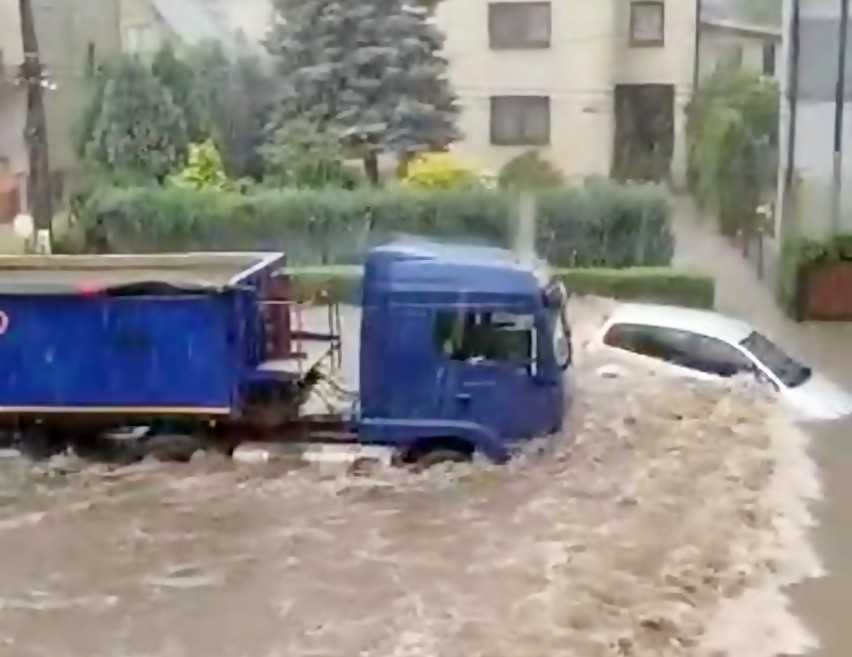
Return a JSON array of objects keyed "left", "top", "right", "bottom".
[
  {"left": 434, "top": 309, "right": 538, "bottom": 372},
  {"left": 488, "top": 2, "right": 552, "bottom": 50},
  {"left": 490, "top": 95, "right": 551, "bottom": 146},
  {"left": 629, "top": 1, "right": 666, "bottom": 48}
]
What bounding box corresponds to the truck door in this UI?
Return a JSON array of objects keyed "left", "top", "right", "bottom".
[{"left": 436, "top": 310, "right": 543, "bottom": 441}]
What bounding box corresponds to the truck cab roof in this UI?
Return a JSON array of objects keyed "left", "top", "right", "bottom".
[{"left": 365, "top": 240, "right": 550, "bottom": 305}]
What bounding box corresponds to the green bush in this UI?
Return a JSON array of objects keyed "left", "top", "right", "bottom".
[
  {"left": 498, "top": 150, "right": 564, "bottom": 189},
  {"left": 72, "top": 180, "right": 673, "bottom": 268},
  {"left": 286, "top": 266, "right": 714, "bottom": 309},
  {"left": 557, "top": 268, "right": 715, "bottom": 308}
]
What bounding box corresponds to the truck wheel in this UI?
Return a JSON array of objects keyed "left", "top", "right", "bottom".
[{"left": 414, "top": 449, "right": 471, "bottom": 470}]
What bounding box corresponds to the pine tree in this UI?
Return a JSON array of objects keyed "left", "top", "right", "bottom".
[
  {"left": 85, "top": 58, "right": 189, "bottom": 181},
  {"left": 266, "top": 0, "right": 460, "bottom": 184}
]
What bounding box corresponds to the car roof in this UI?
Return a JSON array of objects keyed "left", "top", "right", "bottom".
[{"left": 606, "top": 303, "right": 755, "bottom": 345}]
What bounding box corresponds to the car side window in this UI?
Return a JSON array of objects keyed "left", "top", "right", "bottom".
[
  {"left": 604, "top": 322, "right": 754, "bottom": 378},
  {"left": 602, "top": 323, "right": 683, "bottom": 364},
  {"left": 685, "top": 334, "right": 754, "bottom": 378}
]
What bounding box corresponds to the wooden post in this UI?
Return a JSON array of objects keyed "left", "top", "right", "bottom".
[{"left": 19, "top": 0, "right": 54, "bottom": 232}]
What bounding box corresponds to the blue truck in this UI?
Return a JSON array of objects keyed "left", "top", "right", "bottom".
[{"left": 0, "top": 240, "right": 572, "bottom": 466}]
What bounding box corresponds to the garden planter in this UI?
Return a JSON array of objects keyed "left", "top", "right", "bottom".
[{"left": 797, "top": 261, "right": 852, "bottom": 321}]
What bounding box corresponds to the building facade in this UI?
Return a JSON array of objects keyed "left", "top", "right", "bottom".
[
  {"left": 0, "top": 0, "right": 122, "bottom": 227},
  {"left": 776, "top": 0, "right": 852, "bottom": 244},
  {"left": 118, "top": 0, "right": 271, "bottom": 55},
  {"left": 435, "top": 0, "right": 698, "bottom": 183}
]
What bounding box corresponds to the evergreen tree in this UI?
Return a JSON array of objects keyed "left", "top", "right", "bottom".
[
  {"left": 186, "top": 42, "right": 272, "bottom": 179},
  {"left": 152, "top": 44, "right": 205, "bottom": 141},
  {"left": 266, "top": 0, "right": 460, "bottom": 184},
  {"left": 85, "top": 58, "right": 189, "bottom": 181}
]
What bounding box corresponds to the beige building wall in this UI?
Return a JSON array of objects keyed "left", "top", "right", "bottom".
[
  {"left": 436, "top": 0, "right": 617, "bottom": 179},
  {"left": 436, "top": 0, "right": 700, "bottom": 182},
  {"left": 119, "top": 0, "right": 175, "bottom": 54},
  {"left": 613, "top": 0, "right": 698, "bottom": 185}
]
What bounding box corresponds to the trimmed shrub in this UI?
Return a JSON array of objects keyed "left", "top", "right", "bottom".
[
  {"left": 557, "top": 268, "right": 715, "bottom": 308},
  {"left": 401, "top": 152, "right": 481, "bottom": 189},
  {"left": 498, "top": 150, "right": 563, "bottom": 189},
  {"left": 287, "top": 266, "right": 715, "bottom": 309},
  {"left": 71, "top": 180, "right": 673, "bottom": 268}
]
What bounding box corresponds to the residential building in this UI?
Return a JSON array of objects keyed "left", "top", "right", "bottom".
[
  {"left": 435, "top": 0, "right": 780, "bottom": 184},
  {"left": 118, "top": 0, "right": 272, "bottom": 55},
  {"left": 697, "top": 17, "right": 781, "bottom": 81},
  {"left": 0, "top": 0, "right": 27, "bottom": 222},
  {"left": 0, "top": 0, "right": 121, "bottom": 226},
  {"left": 775, "top": 0, "right": 852, "bottom": 245}
]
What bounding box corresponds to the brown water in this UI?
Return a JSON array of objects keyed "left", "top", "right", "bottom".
[
  {"left": 0, "top": 363, "right": 819, "bottom": 657},
  {"left": 672, "top": 202, "right": 852, "bottom": 657}
]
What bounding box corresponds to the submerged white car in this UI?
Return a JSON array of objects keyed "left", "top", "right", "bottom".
[{"left": 589, "top": 304, "right": 852, "bottom": 422}]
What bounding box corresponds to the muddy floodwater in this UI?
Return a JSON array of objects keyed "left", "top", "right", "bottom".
[{"left": 0, "top": 357, "right": 820, "bottom": 657}]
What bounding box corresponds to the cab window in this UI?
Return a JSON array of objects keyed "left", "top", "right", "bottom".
[{"left": 434, "top": 311, "right": 533, "bottom": 365}]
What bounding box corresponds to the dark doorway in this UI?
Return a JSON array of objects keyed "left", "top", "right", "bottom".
[{"left": 612, "top": 83, "right": 675, "bottom": 182}]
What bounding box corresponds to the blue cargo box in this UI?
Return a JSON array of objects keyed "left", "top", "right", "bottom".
[{"left": 0, "top": 252, "right": 284, "bottom": 417}]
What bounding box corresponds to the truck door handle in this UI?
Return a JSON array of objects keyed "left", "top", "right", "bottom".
[{"left": 455, "top": 393, "right": 471, "bottom": 402}]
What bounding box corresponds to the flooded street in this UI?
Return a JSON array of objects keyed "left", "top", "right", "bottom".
[
  {"left": 672, "top": 204, "right": 852, "bottom": 657},
  {"left": 0, "top": 353, "right": 820, "bottom": 657}
]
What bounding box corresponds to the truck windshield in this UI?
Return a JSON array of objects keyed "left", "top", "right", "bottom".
[{"left": 740, "top": 331, "right": 811, "bottom": 388}]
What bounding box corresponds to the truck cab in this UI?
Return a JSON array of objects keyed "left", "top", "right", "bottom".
[{"left": 356, "top": 241, "right": 572, "bottom": 464}]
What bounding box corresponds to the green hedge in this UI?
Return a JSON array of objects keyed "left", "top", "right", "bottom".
[
  {"left": 69, "top": 181, "right": 673, "bottom": 268},
  {"left": 288, "top": 266, "right": 715, "bottom": 309}
]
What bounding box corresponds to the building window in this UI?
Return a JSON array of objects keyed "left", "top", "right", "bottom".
[
  {"left": 490, "top": 96, "right": 550, "bottom": 146},
  {"left": 488, "top": 2, "right": 551, "bottom": 49},
  {"left": 86, "top": 42, "right": 96, "bottom": 76},
  {"left": 629, "top": 1, "right": 665, "bottom": 47},
  {"left": 762, "top": 43, "right": 776, "bottom": 76}
]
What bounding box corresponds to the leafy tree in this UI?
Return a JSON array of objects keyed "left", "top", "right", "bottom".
[
  {"left": 151, "top": 44, "right": 205, "bottom": 141},
  {"left": 73, "top": 63, "right": 111, "bottom": 158},
  {"left": 686, "top": 69, "right": 779, "bottom": 237},
  {"left": 186, "top": 42, "right": 272, "bottom": 179},
  {"left": 402, "top": 152, "right": 480, "bottom": 189},
  {"left": 84, "top": 58, "right": 189, "bottom": 181},
  {"left": 266, "top": 0, "right": 460, "bottom": 185},
  {"left": 262, "top": 118, "right": 362, "bottom": 188},
  {"left": 498, "top": 151, "right": 564, "bottom": 190},
  {"left": 169, "top": 139, "right": 230, "bottom": 190}
]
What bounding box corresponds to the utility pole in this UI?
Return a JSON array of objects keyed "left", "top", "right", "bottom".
[
  {"left": 830, "top": 0, "right": 850, "bottom": 235},
  {"left": 18, "top": 0, "right": 53, "bottom": 233}
]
